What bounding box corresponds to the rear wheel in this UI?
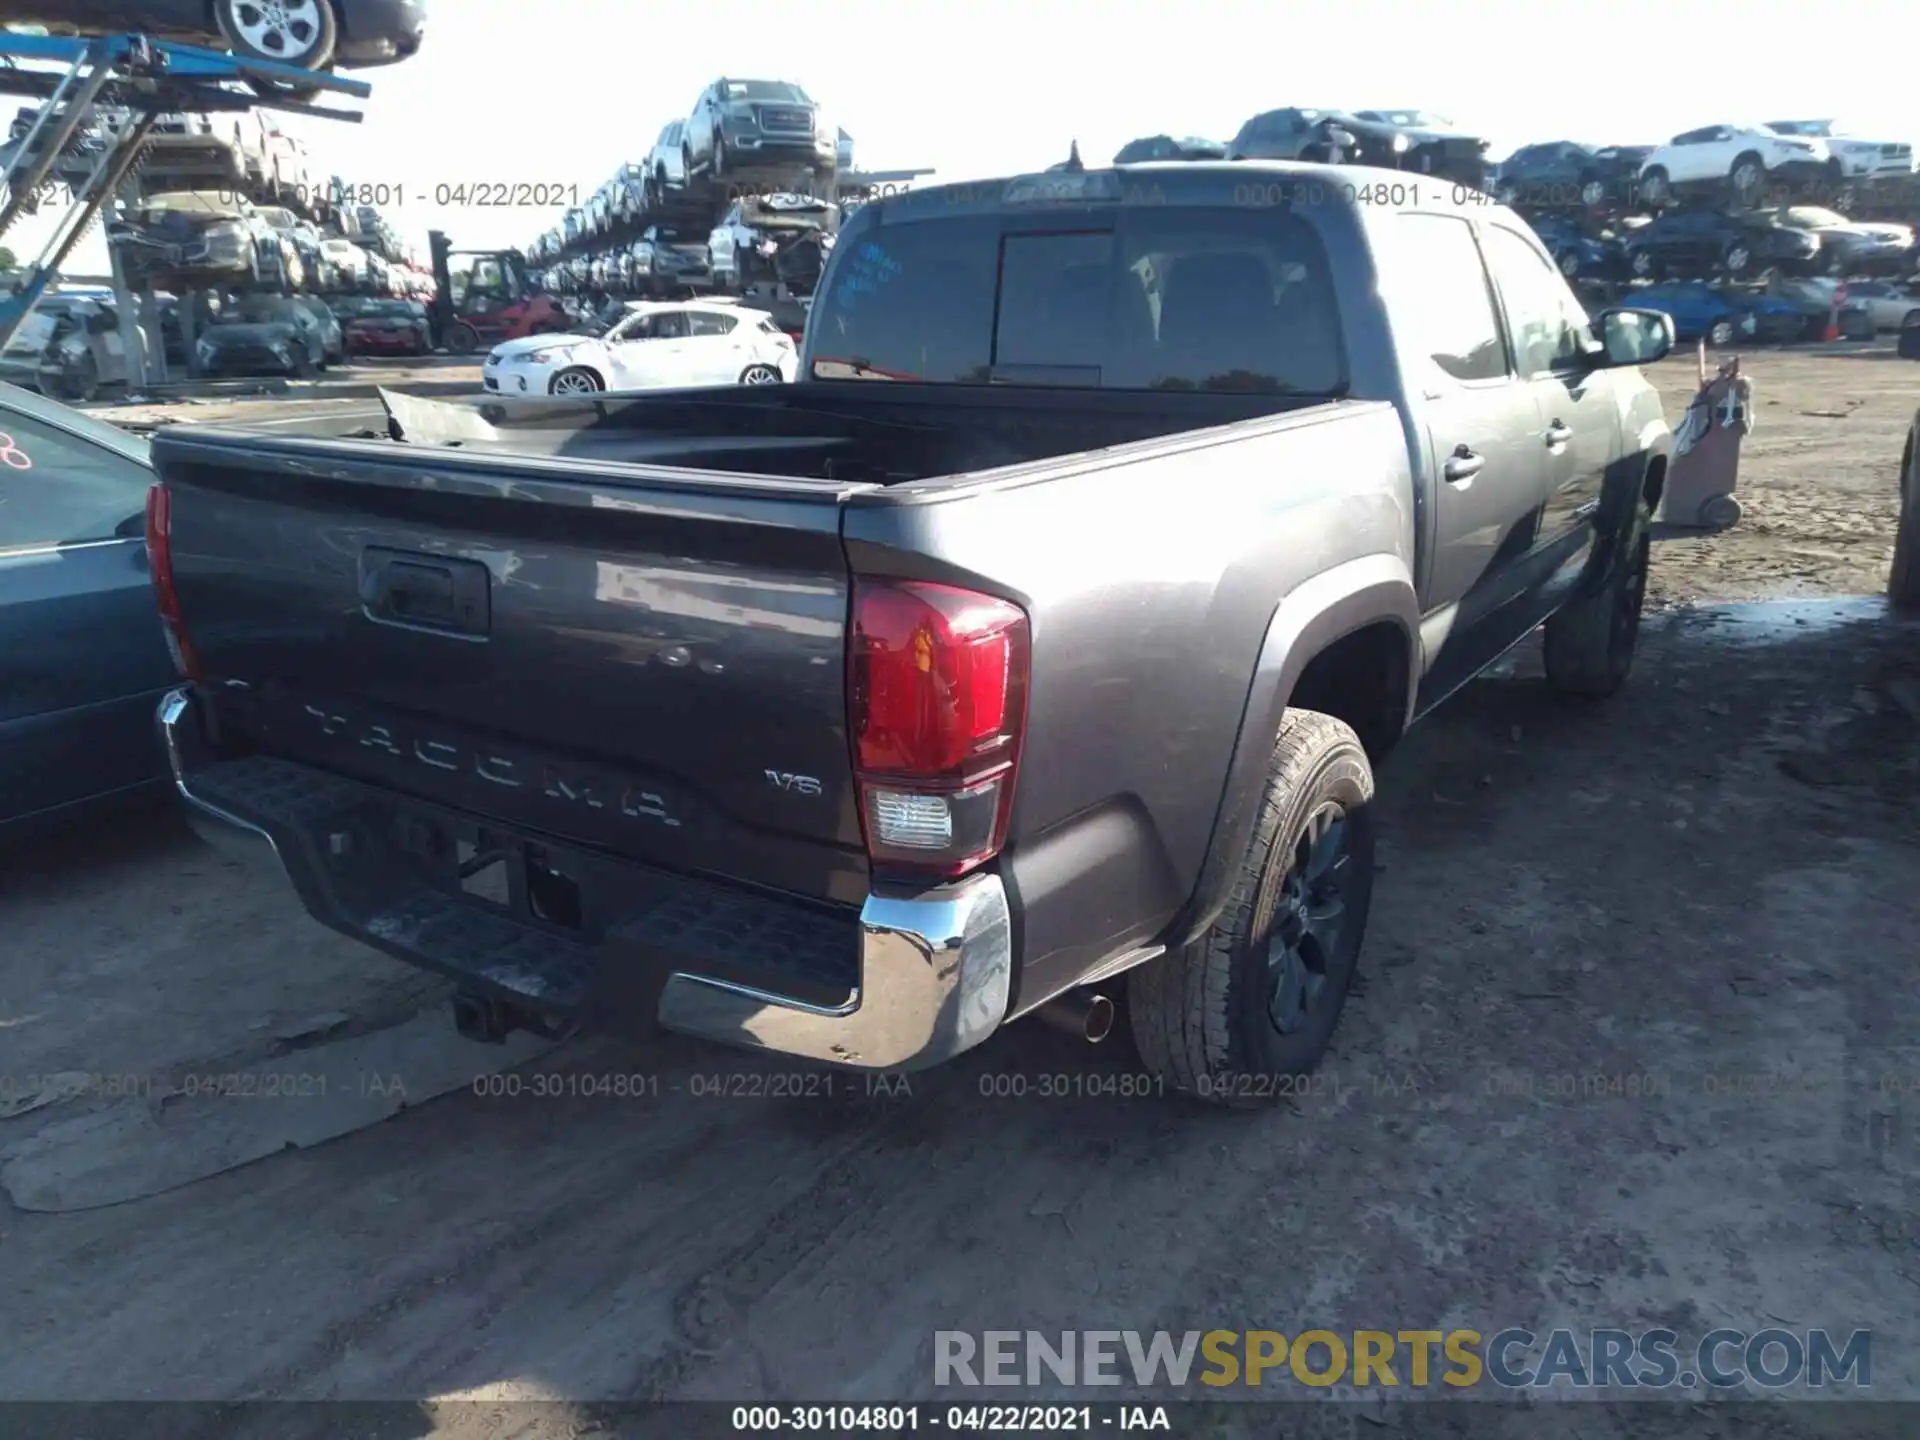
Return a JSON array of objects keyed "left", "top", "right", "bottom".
[
  {"left": 58, "top": 352, "right": 99, "bottom": 404},
  {"left": 1701, "top": 494, "right": 1743, "bottom": 529},
  {"left": 1128, "top": 709, "right": 1375, "bottom": 1108},
  {"left": 444, "top": 321, "right": 480, "bottom": 355},
  {"left": 1707, "top": 316, "right": 1738, "bottom": 347},
  {"left": 1629, "top": 248, "right": 1661, "bottom": 280},
  {"left": 1729, "top": 152, "right": 1765, "bottom": 205},
  {"left": 1543, "top": 506, "right": 1652, "bottom": 698},
  {"left": 1639, "top": 166, "right": 1670, "bottom": 207},
  {"left": 738, "top": 363, "right": 782, "bottom": 385}
]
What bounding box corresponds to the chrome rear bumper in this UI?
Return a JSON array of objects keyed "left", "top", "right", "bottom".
[{"left": 157, "top": 687, "right": 1011, "bottom": 1071}]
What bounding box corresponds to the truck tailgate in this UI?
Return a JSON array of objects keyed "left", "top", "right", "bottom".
[{"left": 150, "top": 430, "right": 872, "bottom": 906}]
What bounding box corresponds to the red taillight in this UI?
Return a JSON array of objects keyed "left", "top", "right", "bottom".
[
  {"left": 145, "top": 484, "right": 203, "bottom": 680},
  {"left": 848, "top": 578, "right": 1030, "bottom": 879}
]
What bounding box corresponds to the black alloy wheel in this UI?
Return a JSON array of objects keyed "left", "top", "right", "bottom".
[{"left": 1264, "top": 803, "right": 1352, "bottom": 1037}]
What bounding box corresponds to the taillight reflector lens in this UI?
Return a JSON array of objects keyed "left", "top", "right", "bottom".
[
  {"left": 145, "top": 484, "right": 203, "bottom": 680},
  {"left": 849, "top": 578, "right": 1030, "bottom": 878}
]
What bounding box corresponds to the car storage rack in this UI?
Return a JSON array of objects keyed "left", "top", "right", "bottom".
[{"left": 0, "top": 31, "right": 371, "bottom": 351}]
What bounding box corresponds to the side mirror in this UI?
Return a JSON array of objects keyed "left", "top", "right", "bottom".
[{"left": 1596, "top": 307, "right": 1673, "bottom": 367}]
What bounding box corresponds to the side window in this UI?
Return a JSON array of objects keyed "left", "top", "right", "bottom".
[
  {"left": 652, "top": 311, "right": 691, "bottom": 340},
  {"left": 1480, "top": 225, "right": 1592, "bottom": 375},
  {"left": 0, "top": 410, "right": 150, "bottom": 552},
  {"left": 1390, "top": 215, "right": 1507, "bottom": 382},
  {"left": 688, "top": 311, "right": 735, "bottom": 337}
]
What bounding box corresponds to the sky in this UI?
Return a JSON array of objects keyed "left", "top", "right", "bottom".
[{"left": 6, "top": 0, "right": 1910, "bottom": 276}]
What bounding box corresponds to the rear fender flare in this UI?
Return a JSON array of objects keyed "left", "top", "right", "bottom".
[{"left": 1175, "top": 553, "right": 1420, "bottom": 948}]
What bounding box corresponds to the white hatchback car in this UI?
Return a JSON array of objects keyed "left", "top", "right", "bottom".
[
  {"left": 483, "top": 300, "right": 798, "bottom": 396},
  {"left": 1837, "top": 279, "right": 1920, "bottom": 331}
]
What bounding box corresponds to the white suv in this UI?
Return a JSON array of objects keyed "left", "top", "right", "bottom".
[
  {"left": 1639, "top": 123, "right": 1833, "bottom": 207},
  {"left": 1765, "top": 121, "right": 1913, "bottom": 179}
]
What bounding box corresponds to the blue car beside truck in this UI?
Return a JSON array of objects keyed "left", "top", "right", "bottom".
[{"left": 1626, "top": 281, "right": 1810, "bottom": 347}]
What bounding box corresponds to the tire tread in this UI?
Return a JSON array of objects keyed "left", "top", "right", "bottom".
[
  {"left": 1544, "top": 510, "right": 1651, "bottom": 699},
  {"left": 1891, "top": 439, "right": 1920, "bottom": 612},
  {"left": 1129, "top": 709, "right": 1373, "bottom": 1108}
]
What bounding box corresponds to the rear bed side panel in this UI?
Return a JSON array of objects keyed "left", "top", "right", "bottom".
[
  {"left": 154, "top": 433, "right": 871, "bottom": 906},
  {"left": 841, "top": 402, "right": 1418, "bottom": 1011}
]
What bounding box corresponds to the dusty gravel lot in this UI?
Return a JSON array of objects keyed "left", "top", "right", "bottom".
[
  {"left": 1645, "top": 341, "right": 1912, "bottom": 606},
  {"left": 3, "top": 346, "right": 1917, "bottom": 1438}
]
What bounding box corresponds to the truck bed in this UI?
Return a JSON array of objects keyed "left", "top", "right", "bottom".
[{"left": 373, "top": 381, "right": 1331, "bottom": 487}]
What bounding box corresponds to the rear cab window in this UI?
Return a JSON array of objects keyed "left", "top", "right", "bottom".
[{"left": 808, "top": 202, "right": 1346, "bottom": 394}]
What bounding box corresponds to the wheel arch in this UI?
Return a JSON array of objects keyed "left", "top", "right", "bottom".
[{"left": 1173, "top": 555, "right": 1419, "bottom": 950}]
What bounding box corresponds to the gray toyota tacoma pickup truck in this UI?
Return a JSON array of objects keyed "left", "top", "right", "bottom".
[{"left": 145, "top": 161, "right": 1676, "bottom": 1105}]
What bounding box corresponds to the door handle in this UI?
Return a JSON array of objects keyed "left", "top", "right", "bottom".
[
  {"left": 1545, "top": 422, "right": 1573, "bottom": 447},
  {"left": 1443, "top": 446, "right": 1484, "bottom": 484},
  {"left": 359, "top": 547, "right": 491, "bottom": 636}
]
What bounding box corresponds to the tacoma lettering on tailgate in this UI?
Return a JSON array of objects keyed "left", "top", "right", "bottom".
[{"left": 302, "top": 703, "right": 682, "bottom": 827}]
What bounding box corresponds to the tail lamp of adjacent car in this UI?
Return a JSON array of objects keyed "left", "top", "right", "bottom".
[
  {"left": 848, "top": 578, "right": 1030, "bottom": 879},
  {"left": 144, "top": 484, "right": 203, "bottom": 681}
]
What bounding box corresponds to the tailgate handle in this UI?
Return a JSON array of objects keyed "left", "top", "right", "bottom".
[{"left": 359, "top": 548, "right": 491, "bottom": 637}]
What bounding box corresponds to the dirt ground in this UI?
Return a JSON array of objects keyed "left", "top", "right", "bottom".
[
  {"left": 1645, "top": 342, "right": 1911, "bottom": 605},
  {"left": 2, "top": 346, "right": 1917, "bottom": 1437}
]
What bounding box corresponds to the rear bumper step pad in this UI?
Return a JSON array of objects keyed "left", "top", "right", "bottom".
[{"left": 156, "top": 687, "right": 1012, "bottom": 1070}]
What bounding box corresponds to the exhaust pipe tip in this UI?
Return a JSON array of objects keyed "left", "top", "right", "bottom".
[
  {"left": 1037, "top": 989, "right": 1116, "bottom": 1044},
  {"left": 1082, "top": 993, "right": 1116, "bottom": 1044}
]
